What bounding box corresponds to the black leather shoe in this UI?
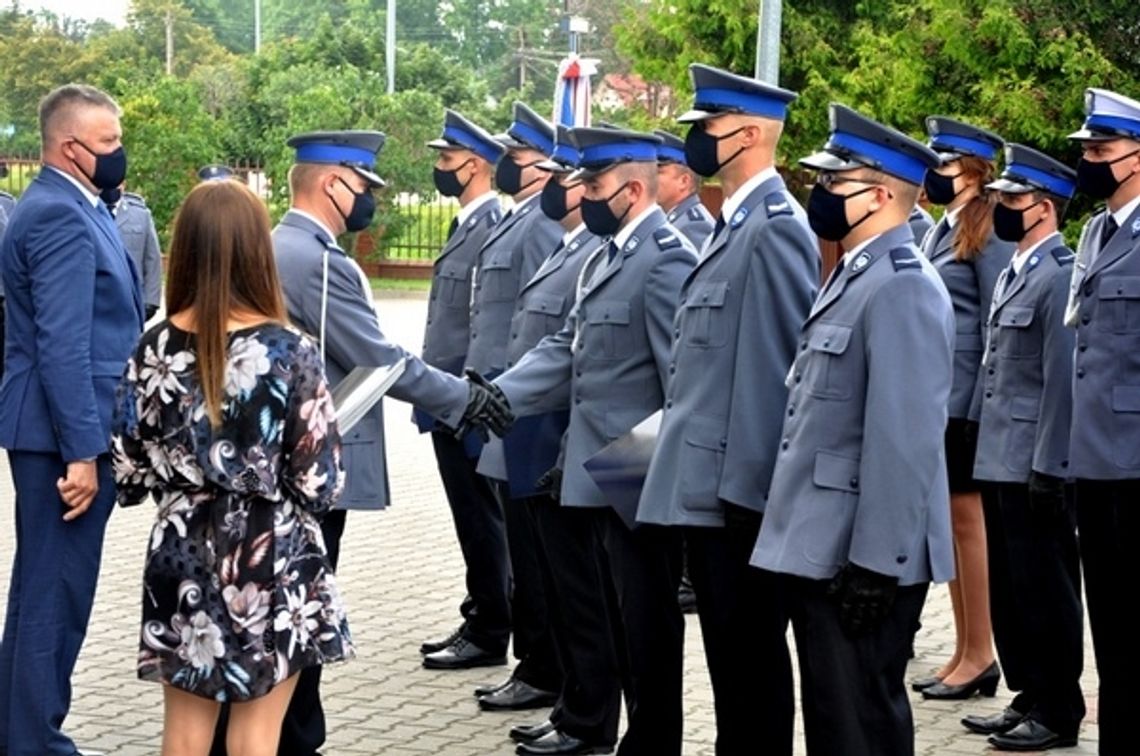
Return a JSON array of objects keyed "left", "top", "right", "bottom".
[
  {"left": 961, "top": 706, "right": 1026, "bottom": 735},
  {"left": 510, "top": 719, "right": 556, "bottom": 743},
  {"left": 921, "top": 661, "right": 1000, "bottom": 700},
  {"left": 422, "top": 638, "right": 507, "bottom": 670},
  {"left": 420, "top": 624, "right": 465, "bottom": 655},
  {"left": 516, "top": 730, "right": 613, "bottom": 755},
  {"left": 987, "top": 718, "right": 1077, "bottom": 751},
  {"left": 910, "top": 674, "right": 942, "bottom": 692},
  {"left": 479, "top": 678, "right": 559, "bottom": 711},
  {"left": 474, "top": 674, "right": 513, "bottom": 698}
]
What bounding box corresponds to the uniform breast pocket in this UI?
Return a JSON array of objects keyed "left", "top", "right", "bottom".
[
  {"left": 682, "top": 280, "right": 730, "bottom": 348},
  {"left": 478, "top": 253, "right": 518, "bottom": 302},
  {"left": 435, "top": 262, "right": 471, "bottom": 308},
  {"left": 523, "top": 292, "right": 567, "bottom": 338},
  {"left": 1097, "top": 276, "right": 1140, "bottom": 334},
  {"left": 996, "top": 305, "right": 1039, "bottom": 358},
  {"left": 804, "top": 323, "right": 853, "bottom": 400},
  {"left": 584, "top": 301, "right": 633, "bottom": 360}
]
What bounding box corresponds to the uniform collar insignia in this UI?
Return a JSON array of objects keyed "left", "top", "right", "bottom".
[
  {"left": 731, "top": 207, "right": 749, "bottom": 228},
  {"left": 1132, "top": 217, "right": 1140, "bottom": 237},
  {"left": 1029, "top": 252, "right": 1042, "bottom": 268},
  {"left": 852, "top": 251, "right": 871, "bottom": 271},
  {"left": 626, "top": 234, "right": 641, "bottom": 251}
]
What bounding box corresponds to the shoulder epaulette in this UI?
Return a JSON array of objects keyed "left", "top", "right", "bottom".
[
  {"left": 653, "top": 226, "right": 683, "bottom": 250},
  {"left": 764, "top": 191, "right": 793, "bottom": 219},
  {"left": 1051, "top": 246, "right": 1075, "bottom": 266},
  {"left": 890, "top": 247, "right": 922, "bottom": 271},
  {"left": 123, "top": 192, "right": 148, "bottom": 207},
  {"left": 0, "top": 190, "right": 13, "bottom": 200}
]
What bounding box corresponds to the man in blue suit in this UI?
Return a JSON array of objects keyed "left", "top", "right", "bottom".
[{"left": 0, "top": 84, "right": 144, "bottom": 756}]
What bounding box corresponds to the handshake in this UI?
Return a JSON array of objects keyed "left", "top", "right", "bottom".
[{"left": 456, "top": 369, "right": 514, "bottom": 441}]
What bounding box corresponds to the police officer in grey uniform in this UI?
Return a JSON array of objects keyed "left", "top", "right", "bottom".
[
  {"left": 209, "top": 130, "right": 510, "bottom": 756},
  {"left": 421, "top": 103, "right": 564, "bottom": 671},
  {"left": 752, "top": 104, "right": 954, "bottom": 756},
  {"left": 961, "top": 145, "right": 1084, "bottom": 751},
  {"left": 654, "top": 129, "right": 715, "bottom": 250},
  {"left": 414, "top": 110, "right": 509, "bottom": 663},
  {"left": 909, "top": 203, "right": 934, "bottom": 245},
  {"left": 102, "top": 186, "right": 162, "bottom": 320},
  {"left": 495, "top": 126, "right": 696, "bottom": 756},
  {"left": 637, "top": 64, "right": 819, "bottom": 756},
  {"left": 1065, "top": 87, "right": 1140, "bottom": 756}
]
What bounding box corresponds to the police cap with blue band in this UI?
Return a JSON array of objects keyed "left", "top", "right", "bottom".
[
  {"left": 536, "top": 125, "right": 580, "bottom": 173},
  {"left": 800, "top": 103, "right": 940, "bottom": 187},
  {"left": 197, "top": 164, "right": 234, "bottom": 182},
  {"left": 986, "top": 143, "right": 1077, "bottom": 199},
  {"left": 286, "top": 130, "right": 386, "bottom": 187},
  {"left": 654, "top": 130, "right": 688, "bottom": 166},
  {"left": 494, "top": 102, "right": 556, "bottom": 157},
  {"left": 677, "top": 63, "right": 797, "bottom": 124},
  {"left": 925, "top": 116, "right": 1004, "bottom": 163},
  {"left": 1068, "top": 88, "right": 1140, "bottom": 142},
  {"left": 567, "top": 127, "right": 663, "bottom": 181},
  {"left": 427, "top": 109, "right": 504, "bottom": 165}
]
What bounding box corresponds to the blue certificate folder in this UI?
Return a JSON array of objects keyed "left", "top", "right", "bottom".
[
  {"left": 331, "top": 358, "right": 406, "bottom": 434},
  {"left": 583, "top": 410, "right": 662, "bottom": 530}
]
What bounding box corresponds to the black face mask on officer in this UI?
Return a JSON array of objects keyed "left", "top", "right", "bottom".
[
  {"left": 100, "top": 186, "right": 122, "bottom": 209},
  {"left": 71, "top": 139, "right": 128, "bottom": 190},
  {"left": 433, "top": 158, "right": 474, "bottom": 198},
  {"left": 923, "top": 166, "right": 962, "bottom": 206},
  {"left": 806, "top": 178, "right": 880, "bottom": 243},
  {"left": 684, "top": 123, "right": 745, "bottom": 178},
  {"left": 1076, "top": 149, "right": 1140, "bottom": 200},
  {"left": 581, "top": 181, "right": 632, "bottom": 236},
  {"left": 993, "top": 199, "right": 1045, "bottom": 243},
  {"left": 329, "top": 176, "right": 376, "bottom": 232},
  {"left": 495, "top": 154, "right": 542, "bottom": 196},
  {"left": 540, "top": 177, "right": 580, "bottom": 221}
]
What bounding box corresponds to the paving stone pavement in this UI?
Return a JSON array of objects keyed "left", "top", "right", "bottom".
[{"left": 0, "top": 295, "right": 1101, "bottom": 755}]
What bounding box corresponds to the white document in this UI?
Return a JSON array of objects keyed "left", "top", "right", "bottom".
[{"left": 331, "top": 358, "right": 407, "bottom": 434}]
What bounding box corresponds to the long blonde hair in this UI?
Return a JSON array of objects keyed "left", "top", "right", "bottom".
[{"left": 164, "top": 181, "right": 287, "bottom": 426}]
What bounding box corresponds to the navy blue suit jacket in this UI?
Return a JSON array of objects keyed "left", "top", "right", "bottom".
[{"left": 0, "top": 167, "right": 144, "bottom": 461}]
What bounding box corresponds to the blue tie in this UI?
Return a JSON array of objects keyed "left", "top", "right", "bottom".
[{"left": 607, "top": 240, "right": 619, "bottom": 263}]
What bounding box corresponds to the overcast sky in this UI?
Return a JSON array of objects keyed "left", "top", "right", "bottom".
[{"left": 26, "top": 1, "right": 128, "bottom": 25}]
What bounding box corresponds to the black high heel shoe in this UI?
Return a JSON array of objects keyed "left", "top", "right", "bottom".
[
  {"left": 921, "top": 661, "right": 1000, "bottom": 700},
  {"left": 910, "top": 674, "right": 942, "bottom": 692}
]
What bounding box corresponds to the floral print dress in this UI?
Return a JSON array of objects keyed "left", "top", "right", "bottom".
[{"left": 111, "top": 321, "right": 352, "bottom": 701}]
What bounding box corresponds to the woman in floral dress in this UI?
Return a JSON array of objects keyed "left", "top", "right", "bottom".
[{"left": 111, "top": 180, "right": 351, "bottom": 756}]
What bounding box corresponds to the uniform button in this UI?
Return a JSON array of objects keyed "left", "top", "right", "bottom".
[
  {"left": 1077, "top": 368, "right": 1086, "bottom": 378},
  {"left": 850, "top": 477, "right": 859, "bottom": 489},
  {"left": 822, "top": 339, "right": 831, "bottom": 348},
  {"left": 1081, "top": 315, "right": 1091, "bottom": 325},
  {"left": 666, "top": 401, "right": 673, "bottom": 409},
  {"left": 471, "top": 333, "right": 477, "bottom": 339},
  {"left": 575, "top": 397, "right": 581, "bottom": 405},
  {"left": 674, "top": 329, "right": 681, "bottom": 337},
  {"left": 985, "top": 391, "right": 993, "bottom": 398},
  {"left": 988, "top": 368, "right": 995, "bottom": 375},
  {"left": 990, "top": 344, "right": 997, "bottom": 352},
  {"left": 719, "top": 439, "right": 727, "bottom": 448},
  {"left": 801, "top": 341, "right": 808, "bottom": 351},
  {"left": 896, "top": 555, "right": 907, "bottom": 565},
  {"left": 781, "top": 439, "right": 790, "bottom": 450},
  {"left": 1078, "top": 343, "right": 1088, "bottom": 352},
  {"left": 576, "top": 370, "right": 582, "bottom": 377},
  {"left": 794, "top": 373, "right": 802, "bottom": 383},
  {"left": 669, "top": 366, "right": 676, "bottom": 375},
  {"left": 604, "top": 313, "right": 609, "bottom": 320},
  {"left": 426, "top": 318, "right": 432, "bottom": 325},
  {"left": 788, "top": 406, "right": 795, "bottom": 417},
  {"left": 431, "top": 293, "right": 437, "bottom": 300},
  {"left": 702, "top": 293, "right": 709, "bottom": 301},
  {"left": 1061, "top": 460, "right": 1069, "bottom": 468}
]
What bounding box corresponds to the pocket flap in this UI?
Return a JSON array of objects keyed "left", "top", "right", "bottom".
[
  {"left": 684, "top": 413, "right": 726, "bottom": 451},
  {"left": 808, "top": 323, "right": 852, "bottom": 355},
  {"left": 438, "top": 262, "right": 470, "bottom": 281},
  {"left": 812, "top": 450, "right": 860, "bottom": 493},
  {"left": 997, "top": 305, "right": 1035, "bottom": 329},
  {"left": 1099, "top": 276, "right": 1140, "bottom": 300},
  {"left": 586, "top": 301, "right": 631, "bottom": 325},
  {"left": 1010, "top": 395, "right": 1040, "bottom": 421},
  {"left": 685, "top": 280, "right": 729, "bottom": 309},
  {"left": 525, "top": 292, "right": 566, "bottom": 315},
  {"left": 1112, "top": 385, "right": 1140, "bottom": 413},
  {"left": 481, "top": 253, "right": 514, "bottom": 270}
]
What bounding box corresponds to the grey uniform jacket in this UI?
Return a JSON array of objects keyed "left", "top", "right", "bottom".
[
  {"left": 114, "top": 193, "right": 163, "bottom": 309},
  {"left": 467, "top": 194, "right": 563, "bottom": 376},
  {"left": 751, "top": 224, "right": 956, "bottom": 586},
  {"left": 909, "top": 205, "right": 934, "bottom": 247},
  {"left": 1068, "top": 204, "right": 1140, "bottom": 479},
  {"left": 421, "top": 196, "right": 503, "bottom": 378},
  {"left": 666, "top": 193, "right": 715, "bottom": 252},
  {"left": 973, "top": 237, "right": 1074, "bottom": 483},
  {"left": 638, "top": 176, "right": 819, "bottom": 526},
  {"left": 273, "top": 210, "right": 467, "bottom": 509},
  {"left": 478, "top": 226, "right": 604, "bottom": 496},
  {"left": 922, "top": 216, "right": 1014, "bottom": 419},
  {"left": 494, "top": 207, "right": 696, "bottom": 510}
]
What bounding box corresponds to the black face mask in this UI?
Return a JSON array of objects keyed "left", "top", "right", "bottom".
[
  {"left": 540, "top": 178, "right": 579, "bottom": 221},
  {"left": 683, "top": 124, "right": 745, "bottom": 178},
  {"left": 807, "top": 183, "right": 877, "bottom": 242},
  {"left": 433, "top": 159, "right": 473, "bottom": 198},
  {"left": 495, "top": 156, "right": 541, "bottom": 196},
  {"left": 1076, "top": 150, "right": 1140, "bottom": 200},
  {"left": 581, "top": 182, "right": 631, "bottom": 236},
  {"left": 923, "top": 169, "right": 962, "bottom": 206},
  {"left": 100, "top": 186, "right": 122, "bottom": 209},
  {"left": 330, "top": 177, "right": 376, "bottom": 232},
  {"left": 993, "top": 200, "right": 1045, "bottom": 243},
  {"left": 72, "top": 139, "right": 128, "bottom": 190}
]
